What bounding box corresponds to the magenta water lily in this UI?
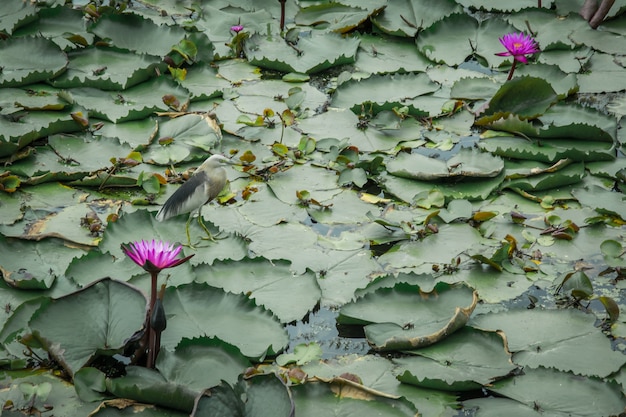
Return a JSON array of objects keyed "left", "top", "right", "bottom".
[
  {"left": 122, "top": 239, "right": 193, "bottom": 273},
  {"left": 496, "top": 32, "right": 540, "bottom": 80},
  {"left": 230, "top": 25, "right": 244, "bottom": 34}
]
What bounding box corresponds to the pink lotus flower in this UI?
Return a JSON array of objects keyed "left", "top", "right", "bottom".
[
  {"left": 230, "top": 25, "right": 244, "bottom": 33},
  {"left": 122, "top": 239, "right": 193, "bottom": 273},
  {"left": 496, "top": 32, "right": 539, "bottom": 64}
]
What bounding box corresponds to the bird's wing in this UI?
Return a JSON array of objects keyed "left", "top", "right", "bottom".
[{"left": 155, "top": 171, "right": 210, "bottom": 221}]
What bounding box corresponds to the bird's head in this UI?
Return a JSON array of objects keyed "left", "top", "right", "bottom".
[{"left": 200, "top": 154, "right": 236, "bottom": 170}]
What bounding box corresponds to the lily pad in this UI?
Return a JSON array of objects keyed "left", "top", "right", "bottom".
[
  {"left": 192, "top": 374, "right": 294, "bottom": 417},
  {"left": 14, "top": 6, "right": 94, "bottom": 51},
  {"left": 51, "top": 47, "right": 163, "bottom": 90},
  {"left": 295, "top": 3, "right": 384, "bottom": 34},
  {"left": 386, "top": 148, "right": 504, "bottom": 180},
  {"left": 0, "top": 0, "right": 38, "bottom": 35},
  {"left": 90, "top": 13, "right": 187, "bottom": 57},
  {"left": 160, "top": 282, "right": 288, "bottom": 359},
  {"left": 355, "top": 34, "right": 431, "bottom": 74},
  {"left": 0, "top": 36, "right": 67, "bottom": 87},
  {"left": 196, "top": 258, "right": 321, "bottom": 323},
  {"left": 477, "top": 76, "right": 558, "bottom": 124},
  {"left": 478, "top": 135, "right": 615, "bottom": 163},
  {"left": 0, "top": 371, "right": 96, "bottom": 416},
  {"left": 157, "top": 338, "right": 251, "bottom": 392},
  {"left": 339, "top": 283, "right": 478, "bottom": 351},
  {"left": 106, "top": 366, "right": 198, "bottom": 412},
  {"left": 291, "top": 379, "right": 418, "bottom": 417},
  {"left": 486, "top": 367, "right": 626, "bottom": 417},
  {"left": 371, "top": 0, "right": 462, "bottom": 36},
  {"left": 66, "top": 77, "right": 191, "bottom": 123},
  {"left": 29, "top": 278, "right": 146, "bottom": 377},
  {"left": 395, "top": 327, "right": 516, "bottom": 391},
  {"left": 331, "top": 73, "right": 439, "bottom": 116},
  {"left": 0, "top": 235, "right": 82, "bottom": 290},
  {"left": 245, "top": 32, "right": 360, "bottom": 74},
  {"left": 470, "top": 309, "right": 626, "bottom": 378}
]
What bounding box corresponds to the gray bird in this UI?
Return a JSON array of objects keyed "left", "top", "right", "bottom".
[{"left": 156, "top": 154, "right": 233, "bottom": 246}]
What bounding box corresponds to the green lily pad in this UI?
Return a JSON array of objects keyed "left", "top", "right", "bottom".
[
  {"left": 66, "top": 77, "right": 190, "bottom": 123},
  {"left": 90, "top": 13, "right": 187, "bottom": 57},
  {"left": 503, "top": 161, "right": 585, "bottom": 191},
  {"left": 295, "top": 3, "right": 384, "bottom": 34},
  {"left": 386, "top": 148, "right": 504, "bottom": 180},
  {"left": 0, "top": 0, "right": 38, "bottom": 35},
  {"left": 0, "top": 371, "right": 96, "bottom": 416},
  {"left": 0, "top": 109, "right": 81, "bottom": 158},
  {"left": 371, "top": 0, "right": 462, "bottom": 36},
  {"left": 143, "top": 113, "right": 222, "bottom": 165},
  {"left": 106, "top": 366, "right": 197, "bottom": 413},
  {"left": 0, "top": 84, "right": 67, "bottom": 112},
  {"left": 245, "top": 32, "right": 360, "bottom": 74},
  {"left": 484, "top": 367, "right": 626, "bottom": 417},
  {"left": 302, "top": 354, "right": 458, "bottom": 416},
  {"left": 355, "top": 34, "right": 431, "bottom": 74},
  {"left": 192, "top": 374, "right": 294, "bottom": 417},
  {"left": 157, "top": 338, "right": 251, "bottom": 392},
  {"left": 381, "top": 171, "right": 506, "bottom": 203},
  {"left": 14, "top": 6, "right": 94, "bottom": 51},
  {"left": 417, "top": 13, "right": 519, "bottom": 67},
  {"left": 196, "top": 258, "right": 321, "bottom": 323},
  {"left": 471, "top": 309, "right": 626, "bottom": 378},
  {"left": 572, "top": 185, "right": 626, "bottom": 221},
  {"left": 331, "top": 73, "right": 439, "bottom": 116},
  {"left": 276, "top": 342, "right": 323, "bottom": 366},
  {"left": 538, "top": 103, "right": 615, "bottom": 142},
  {"left": 577, "top": 52, "right": 626, "bottom": 93},
  {"left": 339, "top": 283, "right": 478, "bottom": 351},
  {"left": 477, "top": 76, "right": 558, "bottom": 124},
  {"left": 29, "top": 278, "right": 146, "bottom": 377},
  {"left": 51, "top": 47, "right": 163, "bottom": 90},
  {"left": 291, "top": 375, "right": 419, "bottom": 417},
  {"left": 395, "top": 327, "right": 516, "bottom": 391},
  {"left": 478, "top": 135, "right": 615, "bottom": 163},
  {"left": 0, "top": 235, "right": 81, "bottom": 290},
  {"left": 160, "top": 282, "right": 288, "bottom": 359},
  {"left": 0, "top": 36, "right": 67, "bottom": 87}
]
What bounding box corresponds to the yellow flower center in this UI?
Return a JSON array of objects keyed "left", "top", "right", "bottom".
[{"left": 513, "top": 42, "right": 522, "bottom": 49}]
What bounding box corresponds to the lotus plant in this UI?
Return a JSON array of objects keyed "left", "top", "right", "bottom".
[
  {"left": 122, "top": 240, "right": 194, "bottom": 368},
  {"left": 495, "top": 32, "right": 540, "bottom": 80},
  {"left": 229, "top": 24, "right": 248, "bottom": 58}
]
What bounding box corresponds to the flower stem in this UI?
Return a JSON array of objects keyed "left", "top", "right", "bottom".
[
  {"left": 146, "top": 271, "right": 159, "bottom": 368},
  {"left": 279, "top": 0, "right": 286, "bottom": 31},
  {"left": 506, "top": 60, "right": 517, "bottom": 81}
]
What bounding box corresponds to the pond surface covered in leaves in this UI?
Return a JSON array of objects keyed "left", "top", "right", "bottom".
[{"left": 0, "top": 0, "right": 625, "bottom": 416}]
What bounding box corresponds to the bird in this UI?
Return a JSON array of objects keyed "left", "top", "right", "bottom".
[{"left": 156, "top": 154, "right": 234, "bottom": 247}]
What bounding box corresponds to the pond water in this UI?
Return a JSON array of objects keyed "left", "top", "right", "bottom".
[{"left": 286, "top": 306, "right": 370, "bottom": 358}]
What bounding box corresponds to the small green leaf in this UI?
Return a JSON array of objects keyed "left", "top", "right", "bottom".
[
  {"left": 556, "top": 270, "right": 593, "bottom": 300},
  {"left": 276, "top": 342, "right": 323, "bottom": 366},
  {"left": 597, "top": 296, "right": 619, "bottom": 323},
  {"left": 600, "top": 239, "right": 624, "bottom": 258}
]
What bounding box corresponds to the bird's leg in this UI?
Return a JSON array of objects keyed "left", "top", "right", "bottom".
[
  {"left": 185, "top": 213, "right": 195, "bottom": 248},
  {"left": 198, "top": 206, "right": 216, "bottom": 241}
]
